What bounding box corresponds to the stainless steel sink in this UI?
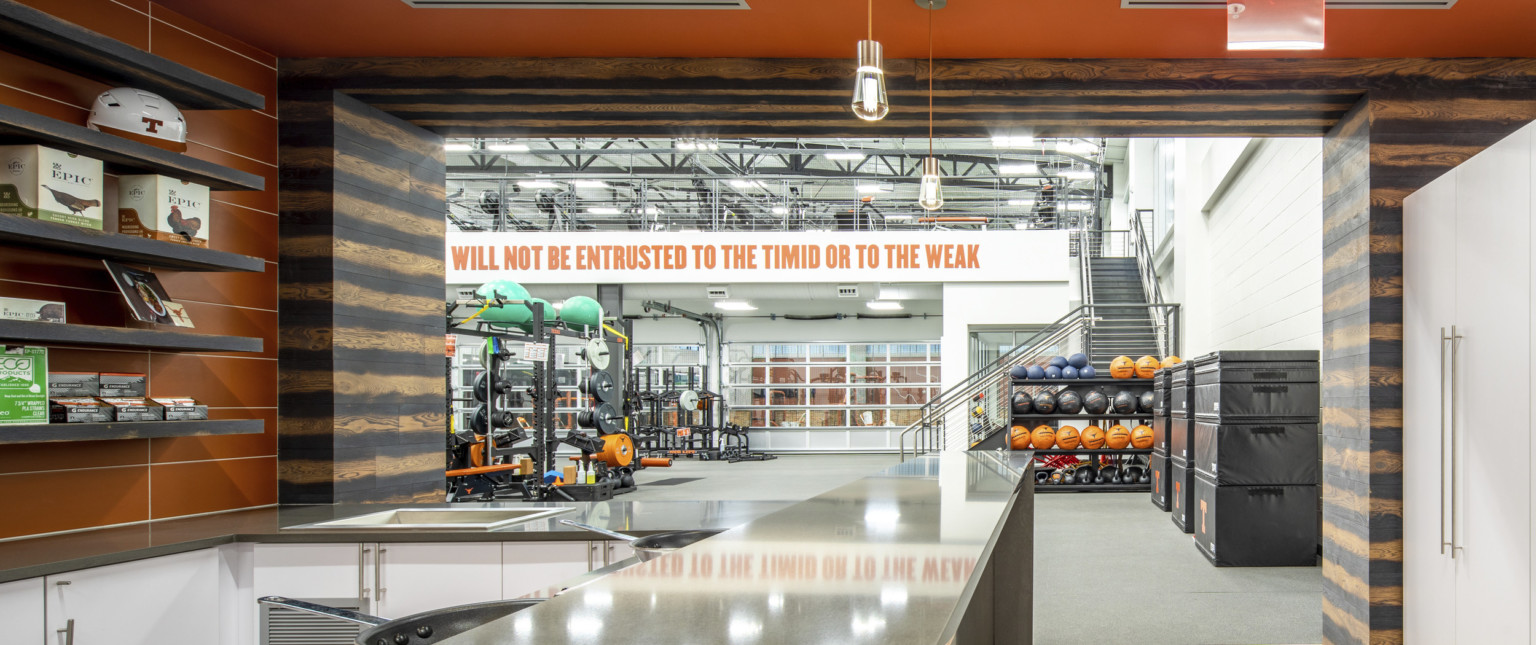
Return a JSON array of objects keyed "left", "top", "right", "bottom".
[{"left": 288, "top": 507, "right": 573, "bottom": 531}]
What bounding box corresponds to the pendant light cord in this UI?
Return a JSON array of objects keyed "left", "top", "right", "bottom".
[
  {"left": 928, "top": 0, "right": 934, "bottom": 157},
  {"left": 868, "top": 0, "right": 873, "bottom": 40}
]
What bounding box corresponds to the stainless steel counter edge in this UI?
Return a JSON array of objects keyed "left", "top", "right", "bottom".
[{"left": 0, "top": 500, "right": 795, "bottom": 584}]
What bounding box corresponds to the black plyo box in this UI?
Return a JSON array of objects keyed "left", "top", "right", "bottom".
[
  {"left": 1169, "top": 413, "right": 1194, "bottom": 461},
  {"left": 1194, "top": 420, "right": 1320, "bottom": 485},
  {"left": 1193, "top": 473, "right": 1320, "bottom": 567},
  {"left": 1149, "top": 448, "right": 1170, "bottom": 511},
  {"left": 1171, "top": 455, "right": 1195, "bottom": 533},
  {"left": 1152, "top": 369, "right": 1171, "bottom": 414},
  {"left": 1152, "top": 413, "right": 1170, "bottom": 453},
  {"left": 1191, "top": 351, "right": 1320, "bottom": 422},
  {"left": 560, "top": 480, "right": 616, "bottom": 502}
]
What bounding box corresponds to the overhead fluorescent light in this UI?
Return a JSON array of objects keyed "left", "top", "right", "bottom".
[
  {"left": 885, "top": 214, "right": 914, "bottom": 221},
  {"left": 729, "top": 180, "right": 756, "bottom": 189},
  {"left": 992, "top": 135, "right": 1035, "bottom": 147},
  {"left": 857, "top": 183, "right": 893, "bottom": 193},
  {"left": 444, "top": 143, "right": 474, "bottom": 152},
  {"left": 586, "top": 207, "right": 621, "bottom": 215},
  {"left": 1227, "top": 0, "right": 1325, "bottom": 51},
  {"left": 1058, "top": 169, "right": 1096, "bottom": 181},
  {"left": 518, "top": 180, "right": 560, "bottom": 189},
  {"left": 1007, "top": 198, "right": 1036, "bottom": 207},
  {"left": 824, "top": 152, "right": 867, "bottom": 160},
  {"left": 866, "top": 301, "right": 903, "bottom": 310},
  {"left": 999, "top": 164, "right": 1040, "bottom": 175},
  {"left": 641, "top": 206, "right": 663, "bottom": 216},
  {"left": 714, "top": 301, "right": 757, "bottom": 311},
  {"left": 487, "top": 142, "right": 529, "bottom": 152},
  {"left": 771, "top": 206, "right": 789, "bottom": 215},
  {"left": 1227, "top": 41, "right": 1325, "bottom": 50},
  {"left": 573, "top": 179, "right": 609, "bottom": 188},
  {"left": 1064, "top": 202, "right": 1093, "bottom": 212}
]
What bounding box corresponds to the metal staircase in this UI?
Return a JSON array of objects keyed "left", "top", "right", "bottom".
[{"left": 899, "top": 213, "right": 1179, "bottom": 459}]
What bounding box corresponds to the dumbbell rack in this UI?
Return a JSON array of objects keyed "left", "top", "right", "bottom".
[{"left": 1010, "top": 376, "right": 1156, "bottom": 493}]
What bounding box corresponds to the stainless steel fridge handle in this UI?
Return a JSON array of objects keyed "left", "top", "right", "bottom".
[
  {"left": 1440, "top": 327, "right": 1449, "bottom": 556},
  {"left": 1444, "top": 326, "right": 1464, "bottom": 558}
]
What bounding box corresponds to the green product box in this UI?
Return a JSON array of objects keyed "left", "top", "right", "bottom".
[
  {"left": 0, "top": 145, "right": 104, "bottom": 230},
  {"left": 0, "top": 346, "right": 47, "bottom": 425}
]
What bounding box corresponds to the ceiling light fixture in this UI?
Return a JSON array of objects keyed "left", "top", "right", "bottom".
[
  {"left": 1007, "top": 198, "right": 1036, "bottom": 207},
  {"left": 1227, "top": 0, "right": 1325, "bottom": 51},
  {"left": 444, "top": 143, "right": 474, "bottom": 152},
  {"left": 851, "top": 0, "right": 890, "bottom": 121},
  {"left": 771, "top": 206, "right": 790, "bottom": 215},
  {"left": 999, "top": 163, "right": 1040, "bottom": 175},
  {"left": 729, "top": 180, "right": 758, "bottom": 189},
  {"left": 825, "top": 152, "right": 867, "bottom": 160},
  {"left": 518, "top": 180, "right": 560, "bottom": 189},
  {"left": 857, "top": 183, "right": 894, "bottom": 194},
  {"left": 866, "top": 300, "right": 904, "bottom": 310},
  {"left": 573, "top": 179, "right": 609, "bottom": 188},
  {"left": 917, "top": 1, "right": 943, "bottom": 212},
  {"left": 486, "top": 142, "right": 529, "bottom": 152},
  {"left": 714, "top": 301, "right": 757, "bottom": 311},
  {"left": 586, "top": 207, "right": 622, "bottom": 215},
  {"left": 1064, "top": 202, "right": 1093, "bottom": 212}
]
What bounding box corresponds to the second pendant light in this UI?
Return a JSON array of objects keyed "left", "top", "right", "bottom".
[{"left": 918, "top": 0, "right": 942, "bottom": 211}]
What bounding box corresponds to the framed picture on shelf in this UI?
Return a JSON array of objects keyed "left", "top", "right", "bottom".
[{"left": 103, "top": 260, "right": 193, "bottom": 327}]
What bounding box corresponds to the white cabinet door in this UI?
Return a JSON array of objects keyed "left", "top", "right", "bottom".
[
  {"left": 374, "top": 543, "right": 503, "bottom": 619},
  {"left": 502, "top": 542, "right": 593, "bottom": 600},
  {"left": 46, "top": 549, "right": 220, "bottom": 645},
  {"left": 0, "top": 577, "right": 43, "bottom": 645},
  {"left": 605, "top": 540, "right": 635, "bottom": 566},
  {"left": 1454, "top": 125, "right": 1533, "bottom": 645},
  {"left": 1403, "top": 170, "right": 1459, "bottom": 645},
  {"left": 252, "top": 543, "right": 366, "bottom": 608}
]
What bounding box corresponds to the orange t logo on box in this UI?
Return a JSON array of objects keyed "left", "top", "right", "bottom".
[{"left": 1200, "top": 499, "right": 1208, "bottom": 534}]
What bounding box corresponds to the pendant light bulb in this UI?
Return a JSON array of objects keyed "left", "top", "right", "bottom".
[
  {"left": 918, "top": 157, "right": 943, "bottom": 211},
  {"left": 852, "top": 40, "right": 890, "bottom": 121}
]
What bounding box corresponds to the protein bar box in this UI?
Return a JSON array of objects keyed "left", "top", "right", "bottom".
[
  {"left": 99, "top": 397, "right": 163, "bottom": 422},
  {"left": 152, "top": 397, "right": 207, "bottom": 421},
  {"left": 118, "top": 175, "right": 210, "bottom": 247},
  {"left": 0, "top": 346, "right": 48, "bottom": 425},
  {"left": 48, "top": 372, "right": 99, "bottom": 397},
  {"left": 0, "top": 297, "right": 65, "bottom": 323},
  {"left": 50, "top": 397, "right": 114, "bottom": 423},
  {"left": 0, "top": 145, "right": 104, "bottom": 229},
  {"left": 99, "top": 372, "right": 147, "bottom": 398}
]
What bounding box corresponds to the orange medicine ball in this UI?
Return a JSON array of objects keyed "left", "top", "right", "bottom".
[
  {"left": 1055, "top": 425, "right": 1080, "bottom": 450},
  {"left": 1031, "top": 425, "right": 1057, "bottom": 450},
  {"left": 1130, "top": 424, "right": 1155, "bottom": 449},
  {"left": 1105, "top": 424, "right": 1132, "bottom": 449},
  {"left": 1009, "top": 425, "right": 1031, "bottom": 450},
  {"left": 1110, "top": 356, "right": 1136, "bottom": 379},
  {"left": 1135, "top": 356, "right": 1160, "bottom": 379},
  {"left": 1080, "top": 425, "right": 1106, "bottom": 449},
  {"left": 1161, "top": 355, "right": 1183, "bottom": 369}
]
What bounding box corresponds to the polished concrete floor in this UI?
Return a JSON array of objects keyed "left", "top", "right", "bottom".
[{"left": 625, "top": 455, "right": 1323, "bottom": 645}]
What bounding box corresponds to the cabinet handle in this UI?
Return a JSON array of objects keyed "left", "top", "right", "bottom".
[
  {"left": 359, "top": 546, "right": 371, "bottom": 601},
  {"left": 53, "top": 580, "right": 70, "bottom": 586},
  {"left": 56, "top": 618, "right": 73, "bottom": 645},
  {"left": 1440, "top": 327, "right": 1450, "bottom": 557},
  {"left": 1449, "top": 327, "right": 1463, "bottom": 557},
  {"left": 376, "top": 548, "right": 386, "bottom": 600}
]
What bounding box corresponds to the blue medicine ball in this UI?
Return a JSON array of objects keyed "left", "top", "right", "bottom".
[
  {"left": 1079, "top": 365, "right": 1098, "bottom": 379},
  {"left": 1009, "top": 365, "right": 1030, "bottom": 379},
  {"left": 1026, "top": 365, "right": 1046, "bottom": 380},
  {"left": 1068, "top": 353, "right": 1090, "bottom": 369},
  {"left": 1048, "top": 356, "right": 1069, "bottom": 369},
  {"left": 1044, "top": 366, "right": 1064, "bottom": 379},
  {"left": 1062, "top": 366, "right": 1079, "bottom": 379}
]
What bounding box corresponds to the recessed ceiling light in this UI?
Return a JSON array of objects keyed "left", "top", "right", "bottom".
[
  {"left": 487, "top": 142, "right": 529, "bottom": 152},
  {"left": 714, "top": 301, "right": 757, "bottom": 311},
  {"left": 445, "top": 143, "right": 474, "bottom": 152},
  {"left": 1007, "top": 198, "right": 1035, "bottom": 206},
  {"left": 999, "top": 164, "right": 1040, "bottom": 175},
  {"left": 866, "top": 301, "right": 903, "bottom": 310},
  {"left": 518, "top": 180, "right": 560, "bottom": 189}
]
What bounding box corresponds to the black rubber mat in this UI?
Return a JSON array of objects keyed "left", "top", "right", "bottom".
[{"left": 643, "top": 477, "right": 704, "bottom": 486}]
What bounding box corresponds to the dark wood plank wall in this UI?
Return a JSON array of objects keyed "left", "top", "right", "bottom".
[
  {"left": 277, "top": 55, "right": 1536, "bottom": 643},
  {"left": 0, "top": 0, "right": 278, "bottom": 540},
  {"left": 278, "top": 90, "right": 446, "bottom": 504}
]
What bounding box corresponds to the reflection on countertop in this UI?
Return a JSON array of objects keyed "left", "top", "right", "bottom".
[
  {"left": 442, "top": 451, "right": 1035, "bottom": 645},
  {"left": 0, "top": 499, "right": 795, "bottom": 583}
]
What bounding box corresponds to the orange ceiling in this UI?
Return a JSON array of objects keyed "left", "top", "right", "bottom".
[{"left": 153, "top": 0, "right": 1536, "bottom": 59}]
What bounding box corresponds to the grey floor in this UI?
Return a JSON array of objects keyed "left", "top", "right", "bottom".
[{"left": 626, "top": 456, "right": 1323, "bottom": 645}]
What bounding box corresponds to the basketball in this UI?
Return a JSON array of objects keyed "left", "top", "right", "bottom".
[
  {"left": 1110, "top": 356, "right": 1136, "bottom": 379},
  {"left": 1135, "top": 356, "right": 1160, "bottom": 378},
  {"left": 1080, "top": 425, "right": 1106, "bottom": 449},
  {"left": 1130, "top": 424, "right": 1154, "bottom": 449},
  {"left": 1056, "top": 425, "right": 1080, "bottom": 449},
  {"left": 1105, "top": 424, "right": 1132, "bottom": 449},
  {"left": 1162, "top": 355, "right": 1183, "bottom": 369},
  {"left": 1031, "top": 425, "right": 1057, "bottom": 450},
  {"left": 1009, "top": 425, "right": 1031, "bottom": 450}
]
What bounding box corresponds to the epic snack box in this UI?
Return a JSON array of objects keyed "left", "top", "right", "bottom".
[
  {"left": 118, "top": 175, "right": 210, "bottom": 247},
  {"left": 0, "top": 297, "right": 65, "bottom": 323},
  {"left": 0, "top": 346, "right": 47, "bottom": 425},
  {"left": 0, "top": 145, "right": 104, "bottom": 230}
]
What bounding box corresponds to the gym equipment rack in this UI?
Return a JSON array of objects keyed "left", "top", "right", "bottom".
[{"left": 1010, "top": 376, "right": 1156, "bottom": 493}]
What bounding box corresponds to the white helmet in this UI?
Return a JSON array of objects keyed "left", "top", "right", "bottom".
[{"left": 87, "top": 88, "right": 187, "bottom": 153}]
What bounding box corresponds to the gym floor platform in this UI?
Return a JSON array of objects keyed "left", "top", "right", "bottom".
[
  {"left": 623, "top": 454, "right": 901, "bottom": 502},
  {"left": 1035, "top": 493, "right": 1323, "bottom": 645}
]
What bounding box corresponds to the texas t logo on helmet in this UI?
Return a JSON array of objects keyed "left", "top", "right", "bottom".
[{"left": 87, "top": 88, "right": 187, "bottom": 153}]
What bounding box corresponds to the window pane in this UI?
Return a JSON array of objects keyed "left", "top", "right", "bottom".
[
  {"left": 769, "top": 388, "right": 805, "bottom": 405},
  {"left": 729, "top": 367, "right": 765, "bottom": 385},
  {"left": 889, "top": 409, "right": 921, "bottom": 426},
  {"left": 808, "top": 366, "right": 847, "bottom": 384},
  {"left": 770, "top": 410, "right": 806, "bottom": 427},
  {"left": 768, "top": 344, "right": 806, "bottom": 362},
  {"left": 808, "top": 387, "right": 846, "bottom": 405},
  {"left": 810, "top": 410, "right": 846, "bottom": 427},
  {"left": 851, "top": 388, "right": 888, "bottom": 405},
  {"left": 768, "top": 366, "right": 805, "bottom": 384},
  {"left": 929, "top": 343, "right": 941, "bottom": 359},
  {"left": 731, "top": 409, "right": 763, "bottom": 427},
  {"left": 659, "top": 345, "right": 702, "bottom": 364},
  {"left": 726, "top": 389, "right": 762, "bottom": 406},
  {"left": 850, "top": 409, "right": 887, "bottom": 426},
  {"left": 809, "top": 344, "right": 848, "bottom": 362},
  {"left": 851, "top": 344, "right": 887, "bottom": 362},
  {"left": 930, "top": 365, "right": 942, "bottom": 383},
  {"left": 891, "top": 387, "right": 928, "bottom": 404},
  {"left": 851, "top": 366, "right": 886, "bottom": 384},
  {"left": 727, "top": 345, "right": 758, "bottom": 364},
  {"left": 890, "top": 343, "right": 926, "bottom": 362},
  {"left": 887, "top": 365, "right": 927, "bottom": 384}
]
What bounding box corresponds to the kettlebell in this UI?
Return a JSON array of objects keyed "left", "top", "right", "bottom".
[{"left": 1075, "top": 466, "right": 1097, "bottom": 485}]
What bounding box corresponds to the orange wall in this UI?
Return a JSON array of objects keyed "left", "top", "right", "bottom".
[{"left": 0, "top": 0, "right": 278, "bottom": 539}]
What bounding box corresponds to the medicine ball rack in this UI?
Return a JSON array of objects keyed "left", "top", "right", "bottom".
[{"left": 1010, "top": 375, "right": 1156, "bottom": 493}]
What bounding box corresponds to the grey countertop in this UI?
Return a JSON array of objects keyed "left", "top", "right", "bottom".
[
  {"left": 440, "top": 451, "right": 1034, "bottom": 645},
  {"left": 0, "top": 499, "right": 794, "bottom": 583}
]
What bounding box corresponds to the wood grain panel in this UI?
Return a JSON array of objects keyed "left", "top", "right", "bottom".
[
  {"left": 0, "top": 466, "right": 148, "bottom": 539},
  {"left": 149, "top": 456, "right": 276, "bottom": 518}
]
